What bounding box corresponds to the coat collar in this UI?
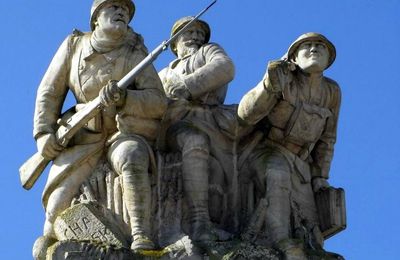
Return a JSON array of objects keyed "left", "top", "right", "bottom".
[{"left": 81, "top": 33, "right": 96, "bottom": 61}]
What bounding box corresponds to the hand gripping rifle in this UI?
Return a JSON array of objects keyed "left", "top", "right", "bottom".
[{"left": 19, "top": 1, "right": 217, "bottom": 190}]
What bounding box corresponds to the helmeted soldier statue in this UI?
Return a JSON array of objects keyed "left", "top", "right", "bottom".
[
  {"left": 238, "top": 33, "right": 341, "bottom": 259},
  {"left": 33, "top": 0, "right": 167, "bottom": 256},
  {"left": 158, "top": 17, "right": 235, "bottom": 243}
]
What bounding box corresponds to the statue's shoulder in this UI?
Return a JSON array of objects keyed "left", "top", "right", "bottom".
[
  {"left": 68, "top": 29, "right": 91, "bottom": 40},
  {"left": 72, "top": 28, "right": 85, "bottom": 37},
  {"left": 125, "top": 29, "right": 149, "bottom": 54},
  {"left": 323, "top": 76, "right": 341, "bottom": 105},
  {"left": 63, "top": 29, "right": 89, "bottom": 47},
  {"left": 53, "top": 29, "right": 90, "bottom": 61},
  {"left": 202, "top": 42, "right": 224, "bottom": 51},
  {"left": 198, "top": 42, "right": 231, "bottom": 60},
  {"left": 324, "top": 76, "right": 340, "bottom": 91}
]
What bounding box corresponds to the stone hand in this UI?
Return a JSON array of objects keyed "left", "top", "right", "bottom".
[
  {"left": 312, "top": 177, "right": 330, "bottom": 192},
  {"left": 164, "top": 73, "right": 191, "bottom": 100},
  {"left": 99, "top": 80, "right": 126, "bottom": 107},
  {"left": 37, "top": 133, "right": 63, "bottom": 160},
  {"left": 169, "top": 85, "right": 191, "bottom": 100},
  {"left": 264, "top": 60, "right": 295, "bottom": 90}
]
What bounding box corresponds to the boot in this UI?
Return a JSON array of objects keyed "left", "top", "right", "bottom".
[
  {"left": 274, "top": 239, "right": 308, "bottom": 260},
  {"left": 122, "top": 166, "right": 155, "bottom": 251},
  {"left": 182, "top": 147, "right": 214, "bottom": 243},
  {"left": 131, "top": 234, "right": 155, "bottom": 251},
  {"left": 33, "top": 235, "right": 57, "bottom": 260}
]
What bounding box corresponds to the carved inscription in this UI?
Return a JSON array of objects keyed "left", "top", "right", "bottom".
[
  {"left": 63, "top": 216, "right": 111, "bottom": 243},
  {"left": 54, "top": 203, "right": 128, "bottom": 248}
]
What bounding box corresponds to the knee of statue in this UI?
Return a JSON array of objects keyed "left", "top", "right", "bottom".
[
  {"left": 112, "top": 150, "right": 150, "bottom": 176},
  {"left": 45, "top": 210, "right": 57, "bottom": 223},
  {"left": 118, "top": 155, "right": 149, "bottom": 176},
  {"left": 265, "top": 167, "right": 291, "bottom": 191},
  {"left": 108, "top": 139, "right": 150, "bottom": 174},
  {"left": 180, "top": 131, "right": 210, "bottom": 157}
]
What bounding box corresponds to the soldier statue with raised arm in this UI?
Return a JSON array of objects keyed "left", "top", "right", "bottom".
[{"left": 238, "top": 33, "right": 342, "bottom": 259}]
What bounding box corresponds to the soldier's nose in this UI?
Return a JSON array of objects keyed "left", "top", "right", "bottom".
[{"left": 310, "top": 44, "right": 318, "bottom": 51}]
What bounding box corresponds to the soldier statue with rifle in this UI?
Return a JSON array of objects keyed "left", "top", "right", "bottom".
[{"left": 30, "top": 0, "right": 168, "bottom": 255}]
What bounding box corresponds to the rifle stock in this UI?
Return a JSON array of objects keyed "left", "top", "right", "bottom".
[
  {"left": 19, "top": 1, "right": 217, "bottom": 190},
  {"left": 19, "top": 152, "right": 50, "bottom": 190}
]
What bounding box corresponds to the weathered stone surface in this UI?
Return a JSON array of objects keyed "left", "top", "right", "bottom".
[
  {"left": 54, "top": 203, "right": 129, "bottom": 248},
  {"left": 219, "top": 243, "right": 280, "bottom": 260},
  {"left": 47, "top": 238, "right": 345, "bottom": 260},
  {"left": 47, "top": 237, "right": 203, "bottom": 260},
  {"left": 47, "top": 240, "right": 135, "bottom": 260}
]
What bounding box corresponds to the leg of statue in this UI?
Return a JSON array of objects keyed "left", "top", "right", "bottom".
[
  {"left": 34, "top": 157, "right": 98, "bottom": 259},
  {"left": 108, "top": 137, "right": 154, "bottom": 251},
  {"left": 177, "top": 130, "right": 213, "bottom": 243},
  {"left": 257, "top": 151, "right": 307, "bottom": 260}
]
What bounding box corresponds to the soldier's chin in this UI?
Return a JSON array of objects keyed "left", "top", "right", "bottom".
[
  {"left": 182, "top": 46, "right": 199, "bottom": 55},
  {"left": 298, "top": 61, "right": 326, "bottom": 73},
  {"left": 109, "top": 24, "right": 128, "bottom": 35},
  {"left": 184, "top": 41, "right": 200, "bottom": 47}
]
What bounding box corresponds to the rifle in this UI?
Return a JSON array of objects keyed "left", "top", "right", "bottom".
[{"left": 19, "top": 0, "right": 217, "bottom": 190}]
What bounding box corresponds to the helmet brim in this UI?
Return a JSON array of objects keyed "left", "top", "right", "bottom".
[
  {"left": 90, "top": 0, "right": 135, "bottom": 31},
  {"left": 170, "top": 18, "right": 211, "bottom": 56},
  {"left": 287, "top": 33, "right": 336, "bottom": 69}
]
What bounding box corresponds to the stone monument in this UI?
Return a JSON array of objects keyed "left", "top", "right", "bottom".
[{"left": 21, "top": 1, "right": 346, "bottom": 259}]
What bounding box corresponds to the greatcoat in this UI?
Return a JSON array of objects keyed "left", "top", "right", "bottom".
[
  {"left": 34, "top": 29, "right": 167, "bottom": 208},
  {"left": 158, "top": 42, "right": 236, "bottom": 156}
]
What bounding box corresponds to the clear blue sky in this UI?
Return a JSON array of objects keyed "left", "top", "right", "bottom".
[{"left": 1, "top": 0, "right": 399, "bottom": 259}]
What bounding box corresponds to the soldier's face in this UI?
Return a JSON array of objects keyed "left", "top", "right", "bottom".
[
  {"left": 95, "top": 2, "right": 130, "bottom": 35},
  {"left": 294, "top": 40, "right": 329, "bottom": 73},
  {"left": 176, "top": 24, "right": 206, "bottom": 54}
]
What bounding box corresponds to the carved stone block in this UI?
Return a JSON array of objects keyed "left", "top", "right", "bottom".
[{"left": 54, "top": 203, "right": 129, "bottom": 248}]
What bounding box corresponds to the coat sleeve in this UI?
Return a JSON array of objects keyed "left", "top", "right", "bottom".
[
  {"left": 310, "top": 79, "right": 341, "bottom": 179},
  {"left": 183, "top": 43, "right": 235, "bottom": 99},
  {"left": 33, "top": 35, "right": 72, "bottom": 139},
  {"left": 119, "top": 48, "right": 167, "bottom": 120},
  {"left": 237, "top": 60, "right": 288, "bottom": 125}
]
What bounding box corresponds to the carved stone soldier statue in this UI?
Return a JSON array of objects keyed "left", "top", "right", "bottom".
[
  {"left": 33, "top": 0, "right": 167, "bottom": 256},
  {"left": 158, "top": 17, "right": 235, "bottom": 243},
  {"left": 238, "top": 33, "right": 341, "bottom": 259}
]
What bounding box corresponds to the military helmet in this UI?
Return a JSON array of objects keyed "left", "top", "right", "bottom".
[
  {"left": 90, "top": 0, "right": 135, "bottom": 31},
  {"left": 286, "top": 32, "right": 336, "bottom": 69},
  {"left": 170, "top": 16, "right": 211, "bottom": 56}
]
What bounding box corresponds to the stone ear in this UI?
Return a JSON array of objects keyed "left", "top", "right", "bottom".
[{"left": 291, "top": 54, "right": 298, "bottom": 63}]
